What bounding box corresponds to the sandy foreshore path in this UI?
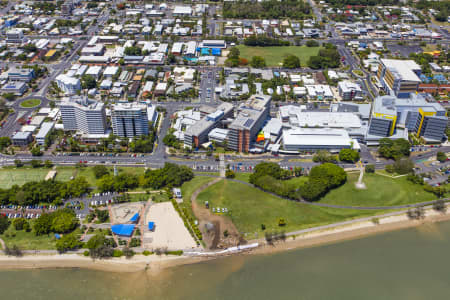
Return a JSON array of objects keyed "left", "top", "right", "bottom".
[
  {"left": 1, "top": 206, "right": 450, "bottom": 272},
  {"left": 0, "top": 253, "right": 207, "bottom": 273},
  {"left": 249, "top": 206, "right": 450, "bottom": 255}
]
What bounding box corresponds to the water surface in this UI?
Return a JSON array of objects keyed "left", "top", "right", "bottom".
[{"left": 1, "top": 221, "right": 450, "bottom": 300}]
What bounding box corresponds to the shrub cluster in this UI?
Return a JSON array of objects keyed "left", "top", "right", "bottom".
[{"left": 171, "top": 198, "right": 202, "bottom": 243}]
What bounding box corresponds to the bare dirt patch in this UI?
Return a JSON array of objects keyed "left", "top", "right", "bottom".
[{"left": 190, "top": 178, "right": 245, "bottom": 250}]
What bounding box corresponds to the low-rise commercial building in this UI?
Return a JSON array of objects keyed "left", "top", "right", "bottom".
[
  {"left": 6, "top": 29, "right": 24, "bottom": 43},
  {"left": 338, "top": 81, "right": 363, "bottom": 100},
  {"left": 7, "top": 68, "right": 34, "bottom": 82},
  {"left": 12, "top": 131, "right": 33, "bottom": 146},
  {"left": 36, "top": 122, "right": 54, "bottom": 145},
  {"left": 282, "top": 128, "right": 358, "bottom": 152},
  {"left": 1, "top": 81, "right": 27, "bottom": 96},
  {"left": 184, "top": 102, "right": 233, "bottom": 148},
  {"left": 55, "top": 74, "right": 81, "bottom": 95}
]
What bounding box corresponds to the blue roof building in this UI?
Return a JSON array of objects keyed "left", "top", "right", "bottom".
[{"left": 111, "top": 224, "right": 136, "bottom": 237}]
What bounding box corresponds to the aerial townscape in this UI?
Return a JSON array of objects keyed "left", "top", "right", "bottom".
[{"left": 0, "top": 0, "right": 449, "bottom": 297}]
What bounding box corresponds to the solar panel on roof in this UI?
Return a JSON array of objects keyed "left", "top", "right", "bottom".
[{"left": 244, "top": 118, "right": 254, "bottom": 127}]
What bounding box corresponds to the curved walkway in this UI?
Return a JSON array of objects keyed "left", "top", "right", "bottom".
[{"left": 196, "top": 174, "right": 447, "bottom": 210}]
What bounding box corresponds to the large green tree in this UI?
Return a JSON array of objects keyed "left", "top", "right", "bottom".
[
  {"left": 378, "top": 138, "right": 410, "bottom": 159},
  {"left": 249, "top": 162, "right": 283, "bottom": 183},
  {"left": 56, "top": 233, "right": 83, "bottom": 253},
  {"left": 93, "top": 165, "right": 109, "bottom": 179},
  {"left": 0, "top": 215, "right": 10, "bottom": 234},
  {"left": 51, "top": 209, "right": 78, "bottom": 233},
  {"left": 339, "top": 149, "right": 360, "bottom": 163},
  {"left": 301, "top": 163, "right": 347, "bottom": 201},
  {"left": 282, "top": 55, "right": 300, "bottom": 69},
  {"left": 250, "top": 56, "right": 266, "bottom": 68}
]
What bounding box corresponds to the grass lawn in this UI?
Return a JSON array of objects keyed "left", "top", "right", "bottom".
[
  {"left": 55, "top": 166, "right": 77, "bottom": 181},
  {"left": 319, "top": 173, "right": 435, "bottom": 207},
  {"left": 234, "top": 172, "right": 251, "bottom": 182},
  {"left": 234, "top": 173, "right": 307, "bottom": 188},
  {"left": 125, "top": 192, "right": 169, "bottom": 203},
  {"left": 196, "top": 179, "right": 384, "bottom": 238},
  {"left": 181, "top": 176, "right": 216, "bottom": 204},
  {"left": 75, "top": 166, "right": 147, "bottom": 188},
  {"left": 236, "top": 45, "right": 321, "bottom": 67},
  {"left": 20, "top": 99, "right": 41, "bottom": 108},
  {"left": 1, "top": 226, "right": 56, "bottom": 250},
  {"left": 0, "top": 168, "right": 50, "bottom": 188},
  {"left": 0, "top": 166, "right": 148, "bottom": 189},
  {"left": 180, "top": 176, "right": 217, "bottom": 217}
]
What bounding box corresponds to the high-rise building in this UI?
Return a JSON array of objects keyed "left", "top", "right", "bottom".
[
  {"left": 60, "top": 96, "right": 107, "bottom": 134},
  {"left": 111, "top": 103, "right": 149, "bottom": 138},
  {"left": 377, "top": 59, "right": 422, "bottom": 98},
  {"left": 228, "top": 94, "right": 271, "bottom": 152},
  {"left": 368, "top": 95, "right": 447, "bottom": 142}
]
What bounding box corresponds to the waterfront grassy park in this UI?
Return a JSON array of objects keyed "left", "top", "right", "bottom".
[
  {"left": 1, "top": 223, "right": 57, "bottom": 250},
  {"left": 320, "top": 172, "right": 436, "bottom": 207},
  {"left": 195, "top": 179, "right": 385, "bottom": 237},
  {"left": 194, "top": 171, "right": 439, "bottom": 237}
]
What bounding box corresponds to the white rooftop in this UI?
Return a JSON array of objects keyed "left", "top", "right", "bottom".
[
  {"left": 381, "top": 59, "right": 421, "bottom": 82},
  {"left": 283, "top": 128, "right": 357, "bottom": 148}
]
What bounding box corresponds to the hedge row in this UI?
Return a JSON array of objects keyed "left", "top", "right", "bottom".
[{"left": 171, "top": 198, "right": 202, "bottom": 245}]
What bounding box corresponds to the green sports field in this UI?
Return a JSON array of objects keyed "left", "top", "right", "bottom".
[
  {"left": 236, "top": 45, "right": 321, "bottom": 67},
  {"left": 0, "top": 168, "right": 49, "bottom": 188},
  {"left": 0, "top": 166, "right": 147, "bottom": 189}
]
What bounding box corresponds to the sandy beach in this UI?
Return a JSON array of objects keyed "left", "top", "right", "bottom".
[
  {"left": 0, "top": 253, "right": 207, "bottom": 273},
  {"left": 1, "top": 206, "right": 450, "bottom": 272}
]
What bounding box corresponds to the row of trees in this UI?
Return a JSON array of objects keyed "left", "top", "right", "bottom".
[
  {"left": 249, "top": 162, "right": 346, "bottom": 201},
  {"left": 307, "top": 44, "right": 341, "bottom": 70},
  {"left": 94, "top": 163, "right": 194, "bottom": 193},
  {"left": 97, "top": 173, "right": 139, "bottom": 193},
  {"left": 325, "top": 0, "right": 399, "bottom": 6},
  {"left": 406, "top": 174, "right": 447, "bottom": 198},
  {"left": 223, "top": 0, "right": 311, "bottom": 19},
  {"left": 313, "top": 149, "right": 360, "bottom": 163},
  {"left": 378, "top": 138, "right": 410, "bottom": 160},
  {"left": 243, "top": 36, "right": 290, "bottom": 47},
  {"left": 0, "top": 177, "right": 90, "bottom": 206},
  {"left": 141, "top": 163, "right": 194, "bottom": 189}
]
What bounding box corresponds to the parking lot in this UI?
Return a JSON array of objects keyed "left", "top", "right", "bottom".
[
  {"left": 386, "top": 43, "right": 423, "bottom": 58},
  {"left": 0, "top": 204, "right": 58, "bottom": 220}
]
